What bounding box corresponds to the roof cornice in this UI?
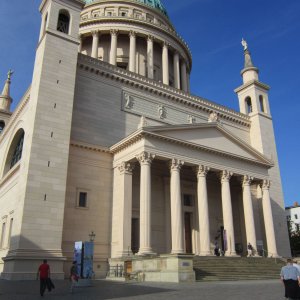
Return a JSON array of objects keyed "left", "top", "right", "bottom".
[
  {"left": 234, "top": 80, "right": 270, "bottom": 93},
  {"left": 0, "top": 87, "right": 31, "bottom": 142},
  {"left": 78, "top": 54, "right": 251, "bottom": 127}
]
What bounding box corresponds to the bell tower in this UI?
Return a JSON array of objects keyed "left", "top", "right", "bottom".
[
  {"left": 2, "top": 0, "right": 85, "bottom": 279},
  {"left": 0, "top": 70, "right": 13, "bottom": 134},
  {"left": 234, "top": 40, "right": 290, "bottom": 257}
]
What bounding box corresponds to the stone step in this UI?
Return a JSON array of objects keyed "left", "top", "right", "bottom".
[{"left": 193, "top": 257, "right": 285, "bottom": 281}]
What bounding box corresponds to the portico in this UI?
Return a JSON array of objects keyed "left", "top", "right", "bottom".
[{"left": 110, "top": 123, "right": 279, "bottom": 259}]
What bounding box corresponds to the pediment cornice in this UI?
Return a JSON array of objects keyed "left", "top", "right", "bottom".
[{"left": 110, "top": 123, "right": 273, "bottom": 168}]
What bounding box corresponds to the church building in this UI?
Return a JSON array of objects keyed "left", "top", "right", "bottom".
[{"left": 0, "top": 0, "right": 290, "bottom": 280}]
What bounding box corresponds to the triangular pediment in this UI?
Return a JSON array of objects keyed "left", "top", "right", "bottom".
[{"left": 142, "top": 123, "right": 272, "bottom": 165}]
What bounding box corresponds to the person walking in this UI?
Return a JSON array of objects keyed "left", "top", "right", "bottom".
[
  {"left": 37, "top": 259, "right": 50, "bottom": 297},
  {"left": 70, "top": 261, "right": 79, "bottom": 293},
  {"left": 280, "top": 258, "right": 300, "bottom": 300}
]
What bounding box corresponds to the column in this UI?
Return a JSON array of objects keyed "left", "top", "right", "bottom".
[
  {"left": 220, "top": 170, "right": 236, "bottom": 256},
  {"left": 163, "top": 177, "right": 171, "bottom": 253},
  {"left": 187, "top": 72, "right": 191, "bottom": 93},
  {"left": 170, "top": 158, "right": 184, "bottom": 254},
  {"left": 78, "top": 34, "right": 83, "bottom": 53},
  {"left": 91, "top": 30, "right": 99, "bottom": 59},
  {"left": 197, "top": 165, "right": 211, "bottom": 256},
  {"left": 261, "top": 180, "right": 279, "bottom": 257},
  {"left": 162, "top": 42, "right": 169, "bottom": 85},
  {"left": 136, "top": 152, "right": 155, "bottom": 255},
  {"left": 147, "top": 36, "right": 154, "bottom": 79},
  {"left": 173, "top": 52, "right": 180, "bottom": 89},
  {"left": 109, "top": 30, "right": 118, "bottom": 65},
  {"left": 181, "top": 60, "right": 188, "bottom": 92},
  {"left": 242, "top": 175, "right": 257, "bottom": 255},
  {"left": 117, "top": 162, "right": 134, "bottom": 256},
  {"left": 129, "top": 31, "right": 136, "bottom": 72}
]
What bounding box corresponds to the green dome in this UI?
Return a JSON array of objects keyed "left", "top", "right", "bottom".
[{"left": 84, "top": 0, "right": 168, "bottom": 17}]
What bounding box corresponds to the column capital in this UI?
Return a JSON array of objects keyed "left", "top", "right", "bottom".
[
  {"left": 110, "top": 29, "right": 119, "bottom": 36},
  {"left": 174, "top": 51, "right": 179, "bottom": 57},
  {"left": 242, "top": 175, "right": 254, "bottom": 186},
  {"left": 129, "top": 30, "right": 136, "bottom": 38},
  {"left": 197, "top": 165, "right": 210, "bottom": 177},
  {"left": 261, "top": 179, "right": 271, "bottom": 190},
  {"left": 91, "top": 30, "right": 99, "bottom": 36},
  {"left": 163, "top": 41, "right": 170, "bottom": 48},
  {"left": 220, "top": 170, "right": 233, "bottom": 182},
  {"left": 147, "top": 35, "right": 154, "bottom": 42},
  {"left": 118, "top": 162, "right": 135, "bottom": 175},
  {"left": 136, "top": 151, "right": 155, "bottom": 165},
  {"left": 170, "top": 158, "right": 184, "bottom": 171}
]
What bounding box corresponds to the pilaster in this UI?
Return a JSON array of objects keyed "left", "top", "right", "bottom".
[
  {"left": 136, "top": 152, "right": 155, "bottom": 255},
  {"left": 162, "top": 42, "right": 169, "bottom": 85},
  {"left": 129, "top": 31, "right": 136, "bottom": 72},
  {"left": 91, "top": 30, "right": 100, "bottom": 59},
  {"left": 197, "top": 165, "right": 211, "bottom": 256},
  {"left": 261, "top": 180, "right": 279, "bottom": 257},
  {"left": 110, "top": 30, "right": 118, "bottom": 66},
  {"left": 116, "top": 162, "right": 135, "bottom": 257},
  {"left": 242, "top": 175, "right": 257, "bottom": 255},
  {"left": 170, "top": 159, "right": 184, "bottom": 254},
  {"left": 147, "top": 35, "right": 154, "bottom": 79},
  {"left": 220, "top": 170, "right": 236, "bottom": 256}
]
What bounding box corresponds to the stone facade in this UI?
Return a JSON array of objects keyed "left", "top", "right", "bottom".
[{"left": 0, "top": 0, "right": 290, "bottom": 280}]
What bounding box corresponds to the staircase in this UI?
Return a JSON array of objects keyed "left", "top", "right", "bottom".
[{"left": 193, "top": 256, "right": 285, "bottom": 281}]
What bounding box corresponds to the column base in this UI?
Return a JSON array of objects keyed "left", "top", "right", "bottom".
[
  {"left": 268, "top": 254, "right": 280, "bottom": 258},
  {"left": 116, "top": 250, "right": 133, "bottom": 258},
  {"left": 138, "top": 248, "right": 156, "bottom": 256},
  {"left": 225, "top": 251, "right": 239, "bottom": 257},
  {"left": 171, "top": 250, "right": 185, "bottom": 255},
  {"left": 199, "top": 251, "right": 213, "bottom": 256},
  {"left": 1, "top": 248, "right": 66, "bottom": 280}
]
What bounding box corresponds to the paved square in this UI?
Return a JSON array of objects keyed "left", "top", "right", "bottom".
[{"left": 0, "top": 279, "right": 284, "bottom": 300}]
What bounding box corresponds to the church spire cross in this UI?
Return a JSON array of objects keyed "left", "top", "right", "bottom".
[
  {"left": 7, "top": 69, "right": 14, "bottom": 81},
  {"left": 241, "top": 38, "right": 248, "bottom": 51}
]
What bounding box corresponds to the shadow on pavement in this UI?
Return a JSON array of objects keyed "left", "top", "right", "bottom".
[{"left": 0, "top": 279, "right": 175, "bottom": 300}]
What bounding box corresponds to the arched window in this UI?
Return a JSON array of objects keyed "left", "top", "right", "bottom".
[
  {"left": 259, "top": 95, "right": 265, "bottom": 113},
  {"left": 4, "top": 129, "right": 25, "bottom": 174},
  {"left": 245, "top": 96, "right": 252, "bottom": 114},
  {"left": 0, "top": 121, "right": 5, "bottom": 133},
  {"left": 57, "top": 10, "right": 70, "bottom": 34}
]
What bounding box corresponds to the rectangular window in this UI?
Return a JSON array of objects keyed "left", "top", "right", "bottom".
[
  {"left": 79, "top": 192, "right": 87, "bottom": 208},
  {"left": 183, "top": 194, "right": 193, "bottom": 207},
  {"left": 295, "top": 214, "right": 298, "bottom": 220},
  {"left": 7, "top": 218, "right": 13, "bottom": 248},
  {"left": 0, "top": 222, "right": 6, "bottom": 248}
]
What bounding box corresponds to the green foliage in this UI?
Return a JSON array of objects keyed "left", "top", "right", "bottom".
[{"left": 287, "top": 216, "right": 300, "bottom": 256}]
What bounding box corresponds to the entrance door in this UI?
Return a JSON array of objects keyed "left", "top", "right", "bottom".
[
  {"left": 184, "top": 212, "right": 192, "bottom": 254},
  {"left": 131, "top": 218, "right": 139, "bottom": 254}
]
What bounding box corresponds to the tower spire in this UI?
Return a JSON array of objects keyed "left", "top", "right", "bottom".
[
  {"left": 0, "top": 70, "right": 13, "bottom": 112},
  {"left": 240, "top": 39, "right": 259, "bottom": 83}
]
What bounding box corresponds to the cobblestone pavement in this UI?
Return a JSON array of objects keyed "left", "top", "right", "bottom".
[{"left": 0, "top": 279, "right": 284, "bottom": 300}]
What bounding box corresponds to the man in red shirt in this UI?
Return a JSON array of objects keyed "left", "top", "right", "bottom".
[{"left": 37, "top": 259, "right": 50, "bottom": 296}]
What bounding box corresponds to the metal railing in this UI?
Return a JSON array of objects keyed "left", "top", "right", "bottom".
[{"left": 107, "top": 264, "right": 124, "bottom": 278}]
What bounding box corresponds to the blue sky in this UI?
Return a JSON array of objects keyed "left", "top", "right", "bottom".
[{"left": 0, "top": 0, "right": 299, "bottom": 206}]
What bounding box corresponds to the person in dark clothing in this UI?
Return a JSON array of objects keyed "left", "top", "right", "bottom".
[
  {"left": 70, "top": 261, "right": 79, "bottom": 293},
  {"left": 37, "top": 259, "right": 50, "bottom": 297},
  {"left": 280, "top": 258, "right": 300, "bottom": 300}
]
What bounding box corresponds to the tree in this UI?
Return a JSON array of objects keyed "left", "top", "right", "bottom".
[{"left": 287, "top": 216, "right": 300, "bottom": 256}]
